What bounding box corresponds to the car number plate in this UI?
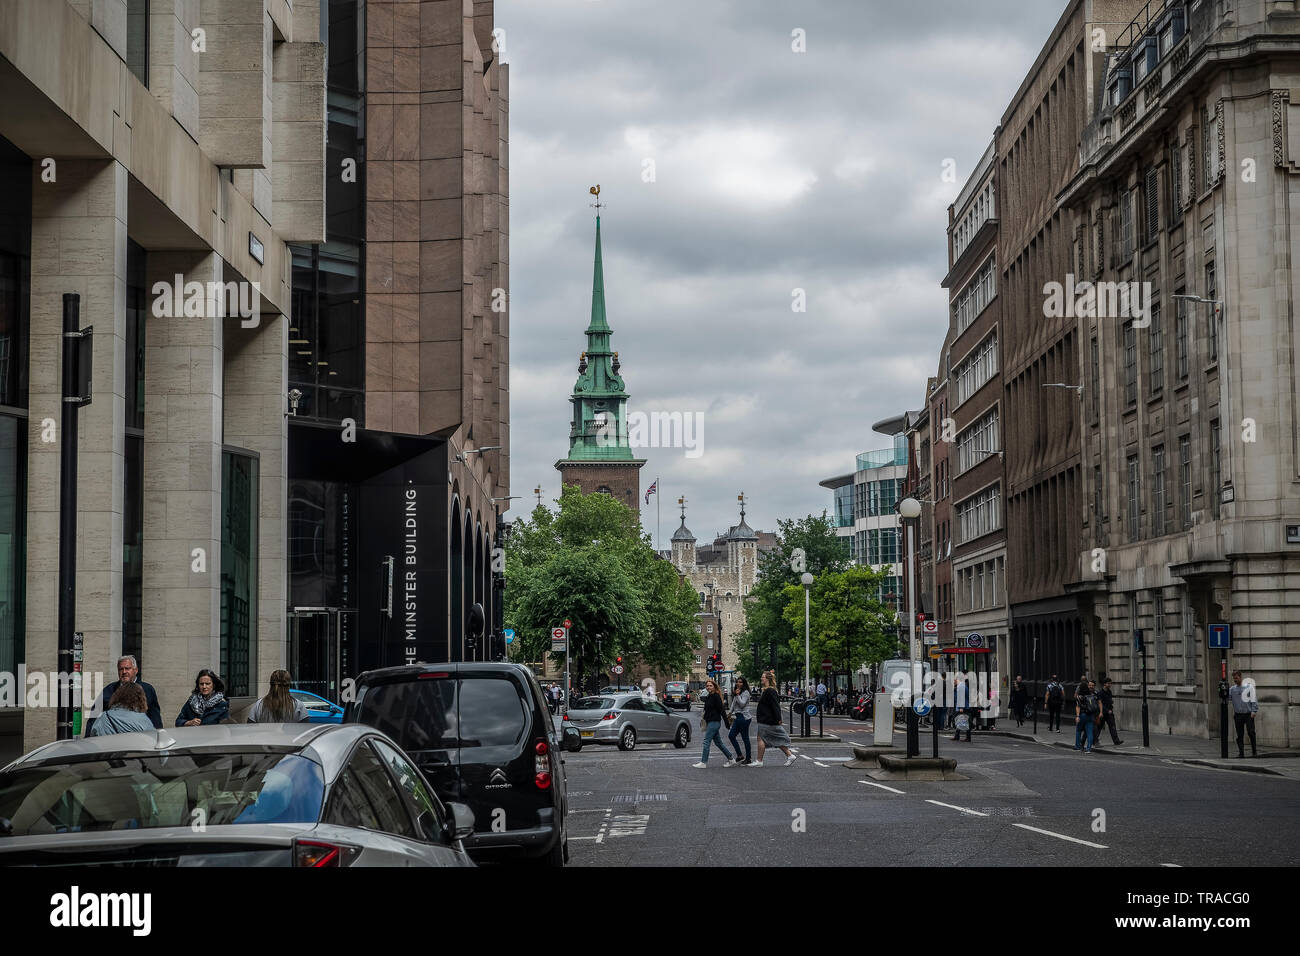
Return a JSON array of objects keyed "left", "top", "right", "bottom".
[{"left": 580, "top": 731, "right": 594, "bottom": 738}]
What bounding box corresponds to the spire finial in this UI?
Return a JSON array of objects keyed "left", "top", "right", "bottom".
[
  {"left": 534, "top": 485, "right": 543, "bottom": 507},
  {"left": 678, "top": 495, "right": 688, "bottom": 521},
  {"left": 589, "top": 184, "right": 603, "bottom": 214},
  {"left": 738, "top": 491, "right": 747, "bottom": 523}
]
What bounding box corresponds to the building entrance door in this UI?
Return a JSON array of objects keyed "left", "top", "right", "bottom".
[{"left": 289, "top": 607, "right": 343, "bottom": 703}]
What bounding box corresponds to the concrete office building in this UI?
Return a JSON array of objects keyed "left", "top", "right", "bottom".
[
  {"left": 1060, "top": 0, "right": 1300, "bottom": 745},
  {"left": 0, "top": 0, "right": 509, "bottom": 758}
]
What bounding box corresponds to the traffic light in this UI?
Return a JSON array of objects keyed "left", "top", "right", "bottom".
[{"left": 616, "top": 656, "right": 622, "bottom": 664}]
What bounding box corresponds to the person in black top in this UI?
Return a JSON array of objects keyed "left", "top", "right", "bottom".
[
  {"left": 752, "top": 670, "right": 797, "bottom": 767},
  {"left": 1010, "top": 676, "right": 1029, "bottom": 727},
  {"left": 1043, "top": 675, "right": 1065, "bottom": 733},
  {"left": 1094, "top": 676, "right": 1123, "bottom": 747},
  {"left": 692, "top": 679, "right": 736, "bottom": 768}
]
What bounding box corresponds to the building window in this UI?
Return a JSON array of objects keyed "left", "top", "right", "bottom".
[
  {"left": 0, "top": 415, "right": 26, "bottom": 680},
  {"left": 956, "top": 408, "right": 999, "bottom": 474},
  {"left": 1153, "top": 588, "right": 1166, "bottom": 683},
  {"left": 1210, "top": 419, "right": 1221, "bottom": 520},
  {"left": 1123, "top": 322, "right": 1137, "bottom": 406},
  {"left": 1144, "top": 166, "right": 1159, "bottom": 244},
  {"left": 1180, "top": 588, "right": 1195, "bottom": 682},
  {"left": 1120, "top": 188, "right": 1134, "bottom": 261},
  {"left": 706, "top": 639, "right": 713, "bottom": 649},
  {"left": 1179, "top": 434, "right": 1192, "bottom": 528},
  {"left": 1175, "top": 290, "right": 1189, "bottom": 379},
  {"left": 707, "top": 625, "right": 713, "bottom": 634},
  {"left": 1129, "top": 592, "right": 1141, "bottom": 683},
  {"left": 1090, "top": 335, "right": 1100, "bottom": 420},
  {"left": 126, "top": 0, "right": 149, "bottom": 88},
  {"left": 221, "top": 449, "right": 259, "bottom": 698},
  {"left": 1205, "top": 262, "right": 1217, "bottom": 361},
  {"left": 956, "top": 484, "right": 1000, "bottom": 544},
  {"left": 1204, "top": 106, "right": 1218, "bottom": 190},
  {"left": 1127, "top": 454, "right": 1141, "bottom": 540},
  {"left": 1152, "top": 445, "right": 1166, "bottom": 536},
  {"left": 1171, "top": 142, "right": 1183, "bottom": 223},
  {"left": 1148, "top": 303, "right": 1163, "bottom": 395},
  {"left": 952, "top": 256, "right": 996, "bottom": 334},
  {"left": 954, "top": 332, "right": 998, "bottom": 406}
]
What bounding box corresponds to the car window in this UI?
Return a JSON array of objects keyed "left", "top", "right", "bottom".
[
  {"left": 340, "top": 742, "right": 418, "bottom": 839},
  {"left": 369, "top": 739, "right": 446, "bottom": 843},
  {"left": 356, "top": 677, "right": 458, "bottom": 753},
  {"left": 574, "top": 697, "right": 614, "bottom": 710},
  {"left": 619, "top": 698, "right": 643, "bottom": 711},
  {"left": 645, "top": 701, "right": 669, "bottom": 716},
  {"left": 458, "top": 678, "right": 529, "bottom": 749},
  {"left": 323, "top": 766, "right": 383, "bottom": 832}
]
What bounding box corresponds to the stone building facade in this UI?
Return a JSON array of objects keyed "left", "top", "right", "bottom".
[{"left": 1060, "top": 0, "right": 1300, "bottom": 745}]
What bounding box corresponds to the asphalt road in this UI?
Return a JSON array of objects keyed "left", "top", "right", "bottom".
[{"left": 559, "top": 716, "right": 1300, "bottom": 867}]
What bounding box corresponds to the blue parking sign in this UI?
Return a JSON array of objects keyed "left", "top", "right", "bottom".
[{"left": 1208, "top": 624, "right": 1231, "bottom": 649}]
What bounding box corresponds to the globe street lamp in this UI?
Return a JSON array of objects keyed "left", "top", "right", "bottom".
[
  {"left": 801, "top": 572, "right": 814, "bottom": 700},
  {"left": 898, "top": 496, "right": 922, "bottom": 757}
]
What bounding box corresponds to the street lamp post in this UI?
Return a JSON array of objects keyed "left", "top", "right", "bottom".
[
  {"left": 801, "top": 572, "right": 814, "bottom": 699},
  {"left": 899, "top": 497, "right": 922, "bottom": 758}
]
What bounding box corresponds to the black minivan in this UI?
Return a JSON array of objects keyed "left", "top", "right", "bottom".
[{"left": 345, "top": 662, "right": 579, "bottom": 865}]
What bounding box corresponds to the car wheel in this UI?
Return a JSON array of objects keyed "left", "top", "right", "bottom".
[
  {"left": 618, "top": 726, "right": 637, "bottom": 751},
  {"left": 674, "top": 724, "right": 689, "bottom": 748}
]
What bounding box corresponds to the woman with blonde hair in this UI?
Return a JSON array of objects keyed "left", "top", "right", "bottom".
[
  {"left": 751, "top": 670, "right": 797, "bottom": 767},
  {"left": 247, "top": 670, "right": 310, "bottom": 723}
]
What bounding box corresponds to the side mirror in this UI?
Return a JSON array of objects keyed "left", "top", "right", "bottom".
[
  {"left": 561, "top": 725, "right": 582, "bottom": 752},
  {"left": 445, "top": 802, "right": 476, "bottom": 842}
]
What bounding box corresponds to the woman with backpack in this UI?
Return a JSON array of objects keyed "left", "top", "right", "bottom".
[
  {"left": 692, "top": 678, "right": 737, "bottom": 768},
  {"left": 1074, "top": 678, "right": 1099, "bottom": 753},
  {"left": 727, "top": 676, "right": 753, "bottom": 764}
]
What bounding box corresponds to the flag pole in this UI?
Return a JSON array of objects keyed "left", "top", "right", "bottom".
[{"left": 656, "top": 476, "right": 661, "bottom": 555}]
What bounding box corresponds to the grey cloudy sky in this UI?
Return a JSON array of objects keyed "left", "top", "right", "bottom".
[{"left": 496, "top": 0, "right": 1069, "bottom": 546}]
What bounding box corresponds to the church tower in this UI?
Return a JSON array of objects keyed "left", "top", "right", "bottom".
[
  {"left": 555, "top": 192, "right": 646, "bottom": 508},
  {"left": 671, "top": 497, "right": 696, "bottom": 568}
]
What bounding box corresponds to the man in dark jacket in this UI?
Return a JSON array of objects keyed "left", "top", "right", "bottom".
[
  {"left": 84, "top": 655, "right": 162, "bottom": 735},
  {"left": 1094, "top": 676, "right": 1123, "bottom": 747},
  {"left": 1043, "top": 675, "right": 1065, "bottom": 732}
]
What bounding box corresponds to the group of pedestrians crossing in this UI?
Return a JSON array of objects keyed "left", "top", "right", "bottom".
[
  {"left": 85, "top": 655, "right": 310, "bottom": 737},
  {"left": 693, "top": 670, "right": 798, "bottom": 768}
]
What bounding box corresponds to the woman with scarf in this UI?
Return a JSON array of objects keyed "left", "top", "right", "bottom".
[
  {"left": 176, "top": 669, "right": 230, "bottom": 726},
  {"left": 727, "top": 675, "right": 754, "bottom": 764}
]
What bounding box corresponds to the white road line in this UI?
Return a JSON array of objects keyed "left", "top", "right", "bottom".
[
  {"left": 858, "top": 780, "right": 905, "bottom": 794},
  {"left": 814, "top": 762, "right": 829, "bottom": 767},
  {"left": 569, "top": 836, "right": 600, "bottom": 841},
  {"left": 925, "top": 799, "right": 989, "bottom": 817},
  {"left": 569, "top": 808, "right": 608, "bottom": 813},
  {"left": 1161, "top": 863, "right": 1181, "bottom": 867},
  {"left": 1012, "top": 823, "right": 1108, "bottom": 849},
  {"left": 799, "top": 754, "right": 813, "bottom": 760}
]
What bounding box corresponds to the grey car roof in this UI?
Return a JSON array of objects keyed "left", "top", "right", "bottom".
[{"left": 4, "top": 724, "right": 381, "bottom": 782}]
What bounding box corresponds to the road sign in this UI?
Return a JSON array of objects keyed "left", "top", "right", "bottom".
[
  {"left": 805, "top": 701, "right": 818, "bottom": 717},
  {"left": 1208, "top": 624, "right": 1231, "bottom": 649},
  {"left": 504, "top": 628, "right": 515, "bottom": 645},
  {"left": 913, "top": 697, "right": 931, "bottom": 717},
  {"left": 821, "top": 658, "right": 833, "bottom": 670},
  {"left": 934, "top": 646, "right": 991, "bottom": 655},
  {"left": 966, "top": 633, "right": 983, "bottom": 648},
  {"left": 551, "top": 627, "right": 565, "bottom": 640},
  {"left": 923, "top": 620, "right": 939, "bottom": 635},
  {"left": 563, "top": 619, "right": 572, "bottom": 629},
  {"left": 612, "top": 664, "right": 624, "bottom": 675}
]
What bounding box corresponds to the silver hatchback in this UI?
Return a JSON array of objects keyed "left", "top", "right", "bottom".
[
  {"left": 0, "top": 724, "right": 476, "bottom": 867},
  {"left": 567, "top": 693, "right": 692, "bottom": 751}
]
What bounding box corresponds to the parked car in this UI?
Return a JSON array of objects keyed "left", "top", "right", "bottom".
[
  {"left": 346, "top": 662, "right": 579, "bottom": 866},
  {"left": 0, "top": 725, "right": 476, "bottom": 866},
  {"left": 567, "top": 693, "right": 692, "bottom": 751},
  {"left": 291, "top": 688, "right": 344, "bottom": 724},
  {"left": 662, "top": 682, "right": 692, "bottom": 709}
]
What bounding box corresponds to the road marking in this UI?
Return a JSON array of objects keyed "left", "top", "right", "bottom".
[
  {"left": 799, "top": 754, "right": 813, "bottom": 760},
  {"left": 1012, "top": 823, "right": 1108, "bottom": 849},
  {"left": 858, "top": 780, "right": 905, "bottom": 794},
  {"left": 925, "top": 799, "right": 989, "bottom": 817},
  {"left": 594, "top": 808, "right": 612, "bottom": 844},
  {"left": 1161, "top": 863, "right": 1181, "bottom": 867},
  {"left": 814, "top": 761, "right": 829, "bottom": 767},
  {"left": 607, "top": 813, "right": 650, "bottom": 838},
  {"left": 569, "top": 808, "right": 607, "bottom": 813},
  {"left": 569, "top": 836, "right": 600, "bottom": 841}
]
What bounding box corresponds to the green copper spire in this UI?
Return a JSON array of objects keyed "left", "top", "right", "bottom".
[{"left": 560, "top": 210, "right": 638, "bottom": 463}]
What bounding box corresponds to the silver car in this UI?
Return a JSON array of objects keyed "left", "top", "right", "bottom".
[
  {"left": 0, "top": 724, "right": 475, "bottom": 867},
  {"left": 567, "top": 693, "right": 692, "bottom": 751}
]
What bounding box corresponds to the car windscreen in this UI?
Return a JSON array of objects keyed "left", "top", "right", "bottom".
[
  {"left": 573, "top": 697, "right": 615, "bottom": 710},
  {"left": 354, "top": 676, "right": 529, "bottom": 751},
  {"left": 0, "top": 752, "right": 324, "bottom": 835},
  {"left": 665, "top": 683, "right": 687, "bottom": 692}
]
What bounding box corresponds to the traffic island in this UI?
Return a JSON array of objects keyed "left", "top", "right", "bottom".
[
  {"left": 845, "top": 744, "right": 901, "bottom": 769},
  {"left": 869, "top": 753, "right": 968, "bottom": 781}
]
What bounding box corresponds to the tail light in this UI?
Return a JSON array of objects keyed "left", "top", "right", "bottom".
[
  {"left": 601, "top": 711, "right": 617, "bottom": 721},
  {"left": 535, "top": 771, "right": 552, "bottom": 789},
  {"left": 294, "top": 839, "right": 360, "bottom": 867},
  {"left": 562, "top": 714, "right": 569, "bottom": 721},
  {"left": 535, "top": 740, "right": 549, "bottom": 756},
  {"left": 534, "top": 737, "right": 552, "bottom": 787}
]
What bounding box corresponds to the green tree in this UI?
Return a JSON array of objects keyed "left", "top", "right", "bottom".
[
  {"left": 737, "top": 512, "right": 850, "bottom": 684},
  {"left": 780, "top": 565, "right": 897, "bottom": 677}
]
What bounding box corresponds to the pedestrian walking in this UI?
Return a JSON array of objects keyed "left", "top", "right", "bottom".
[
  {"left": 751, "top": 671, "right": 797, "bottom": 767},
  {"left": 246, "top": 670, "right": 310, "bottom": 723},
  {"left": 86, "top": 682, "right": 155, "bottom": 737},
  {"left": 693, "top": 679, "right": 737, "bottom": 768},
  {"left": 727, "top": 676, "right": 753, "bottom": 764},
  {"left": 1010, "top": 676, "right": 1029, "bottom": 727},
  {"left": 175, "top": 669, "right": 229, "bottom": 727},
  {"left": 1044, "top": 675, "right": 1065, "bottom": 732},
  {"left": 816, "top": 680, "right": 827, "bottom": 714},
  {"left": 84, "top": 655, "right": 163, "bottom": 735},
  {"left": 1093, "top": 677, "right": 1123, "bottom": 747},
  {"left": 951, "top": 676, "right": 972, "bottom": 742},
  {"left": 1074, "top": 678, "right": 1099, "bottom": 753},
  {"left": 1228, "top": 670, "right": 1258, "bottom": 758}
]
